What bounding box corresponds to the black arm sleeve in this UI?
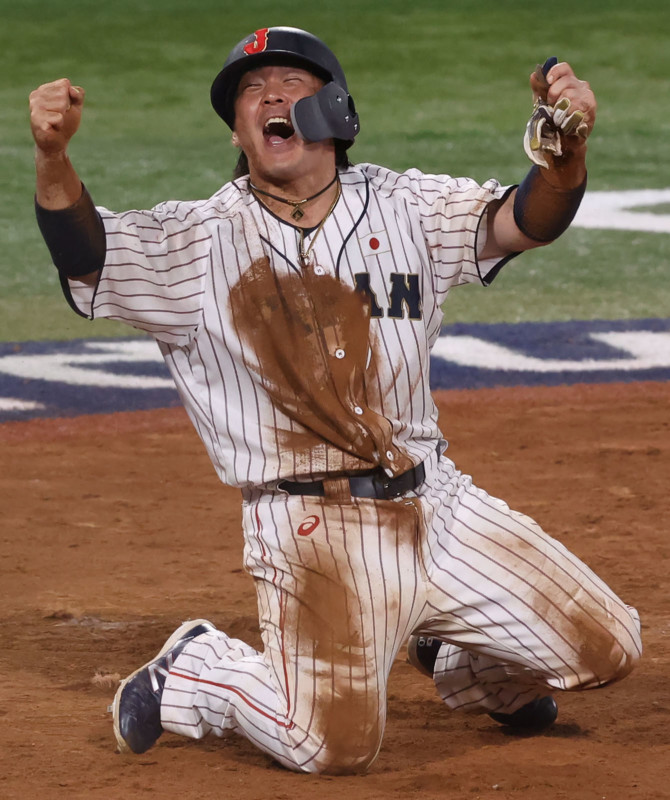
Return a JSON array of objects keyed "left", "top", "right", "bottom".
[
  {"left": 513, "top": 165, "right": 587, "bottom": 243},
  {"left": 35, "top": 185, "right": 106, "bottom": 277}
]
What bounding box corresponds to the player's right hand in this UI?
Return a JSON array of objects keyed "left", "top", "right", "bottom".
[{"left": 29, "top": 79, "right": 85, "bottom": 155}]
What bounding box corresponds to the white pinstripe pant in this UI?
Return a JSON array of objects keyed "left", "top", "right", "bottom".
[{"left": 160, "top": 451, "right": 641, "bottom": 773}]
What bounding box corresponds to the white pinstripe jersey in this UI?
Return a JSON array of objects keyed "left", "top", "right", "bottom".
[{"left": 66, "top": 164, "right": 513, "bottom": 489}]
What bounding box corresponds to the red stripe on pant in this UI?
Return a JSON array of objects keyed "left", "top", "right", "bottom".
[{"left": 169, "top": 670, "right": 296, "bottom": 730}]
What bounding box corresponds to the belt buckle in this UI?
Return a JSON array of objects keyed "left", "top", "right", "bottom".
[
  {"left": 382, "top": 464, "right": 419, "bottom": 499},
  {"left": 380, "top": 475, "right": 401, "bottom": 500}
]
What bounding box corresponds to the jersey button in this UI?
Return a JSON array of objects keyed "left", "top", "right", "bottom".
[
  {"left": 314, "top": 266, "right": 325, "bottom": 275},
  {"left": 354, "top": 406, "right": 364, "bottom": 415},
  {"left": 385, "top": 450, "right": 395, "bottom": 460},
  {"left": 335, "top": 348, "right": 346, "bottom": 359}
]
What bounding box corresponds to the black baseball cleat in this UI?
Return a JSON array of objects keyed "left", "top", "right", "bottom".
[
  {"left": 406, "top": 634, "right": 443, "bottom": 677},
  {"left": 407, "top": 634, "right": 558, "bottom": 731},
  {"left": 111, "top": 618, "right": 216, "bottom": 754},
  {"left": 489, "top": 696, "right": 558, "bottom": 731}
]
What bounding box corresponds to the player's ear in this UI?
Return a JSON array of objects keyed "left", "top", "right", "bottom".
[{"left": 231, "top": 132, "right": 240, "bottom": 148}]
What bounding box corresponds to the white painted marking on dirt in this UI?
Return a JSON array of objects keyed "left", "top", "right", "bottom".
[
  {"left": 432, "top": 331, "right": 670, "bottom": 372},
  {"left": 0, "top": 398, "right": 46, "bottom": 412},
  {"left": 0, "top": 340, "right": 172, "bottom": 389},
  {"left": 573, "top": 189, "right": 670, "bottom": 233}
]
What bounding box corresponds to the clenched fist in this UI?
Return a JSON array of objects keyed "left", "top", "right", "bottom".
[
  {"left": 524, "top": 61, "right": 597, "bottom": 168},
  {"left": 30, "top": 78, "right": 85, "bottom": 155},
  {"left": 536, "top": 62, "right": 597, "bottom": 139}
]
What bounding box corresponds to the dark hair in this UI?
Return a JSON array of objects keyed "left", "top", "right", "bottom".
[{"left": 232, "top": 140, "right": 353, "bottom": 180}]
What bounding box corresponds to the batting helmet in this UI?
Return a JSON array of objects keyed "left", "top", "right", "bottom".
[{"left": 210, "top": 26, "right": 360, "bottom": 145}]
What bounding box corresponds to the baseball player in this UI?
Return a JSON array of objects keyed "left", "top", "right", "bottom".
[{"left": 30, "top": 27, "right": 641, "bottom": 774}]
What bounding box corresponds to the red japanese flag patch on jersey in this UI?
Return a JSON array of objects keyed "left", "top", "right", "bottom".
[{"left": 359, "top": 231, "right": 390, "bottom": 257}]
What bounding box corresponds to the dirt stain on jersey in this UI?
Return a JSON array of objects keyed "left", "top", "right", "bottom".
[
  {"left": 229, "top": 258, "right": 413, "bottom": 473},
  {"left": 283, "top": 498, "right": 421, "bottom": 773},
  {"left": 500, "top": 538, "right": 635, "bottom": 688},
  {"left": 570, "top": 595, "right": 637, "bottom": 686},
  {"left": 281, "top": 557, "right": 381, "bottom": 773},
  {"left": 277, "top": 499, "right": 421, "bottom": 773}
]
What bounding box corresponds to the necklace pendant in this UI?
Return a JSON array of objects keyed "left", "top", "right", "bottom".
[
  {"left": 299, "top": 252, "right": 314, "bottom": 269},
  {"left": 291, "top": 206, "right": 305, "bottom": 221}
]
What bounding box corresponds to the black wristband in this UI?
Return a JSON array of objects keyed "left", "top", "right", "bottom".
[
  {"left": 35, "top": 185, "right": 106, "bottom": 277},
  {"left": 513, "top": 165, "right": 587, "bottom": 243}
]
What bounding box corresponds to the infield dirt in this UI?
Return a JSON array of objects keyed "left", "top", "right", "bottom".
[{"left": 1, "top": 381, "right": 669, "bottom": 800}]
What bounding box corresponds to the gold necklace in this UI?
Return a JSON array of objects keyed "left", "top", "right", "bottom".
[
  {"left": 297, "top": 181, "right": 341, "bottom": 268},
  {"left": 249, "top": 173, "right": 338, "bottom": 221}
]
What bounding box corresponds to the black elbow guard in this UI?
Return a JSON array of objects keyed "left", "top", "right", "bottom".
[
  {"left": 513, "top": 165, "right": 587, "bottom": 243},
  {"left": 35, "top": 185, "right": 106, "bottom": 277}
]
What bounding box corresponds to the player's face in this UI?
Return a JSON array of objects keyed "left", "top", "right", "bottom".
[{"left": 233, "top": 65, "right": 336, "bottom": 187}]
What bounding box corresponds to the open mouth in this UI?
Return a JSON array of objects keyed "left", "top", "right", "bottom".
[{"left": 263, "top": 116, "right": 295, "bottom": 143}]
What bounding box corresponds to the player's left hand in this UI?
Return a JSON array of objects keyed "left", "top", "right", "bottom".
[{"left": 524, "top": 60, "right": 596, "bottom": 168}]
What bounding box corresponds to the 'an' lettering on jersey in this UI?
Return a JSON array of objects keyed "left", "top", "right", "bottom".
[
  {"left": 354, "top": 273, "right": 384, "bottom": 317},
  {"left": 354, "top": 273, "right": 422, "bottom": 320},
  {"left": 388, "top": 273, "right": 422, "bottom": 319}
]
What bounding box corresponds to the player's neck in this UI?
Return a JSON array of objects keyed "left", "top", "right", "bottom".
[{"left": 248, "top": 168, "right": 340, "bottom": 228}]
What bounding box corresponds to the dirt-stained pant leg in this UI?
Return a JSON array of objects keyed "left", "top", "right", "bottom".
[
  {"left": 160, "top": 492, "right": 426, "bottom": 773},
  {"left": 413, "top": 455, "right": 642, "bottom": 714}
]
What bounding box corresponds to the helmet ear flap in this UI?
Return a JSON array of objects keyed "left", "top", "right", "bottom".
[{"left": 290, "top": 82, "right": 360, "bottom": 144}]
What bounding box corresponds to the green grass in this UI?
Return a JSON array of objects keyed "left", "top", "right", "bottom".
[
  {"left": 2, "top": 0, "right": 669, "bottom": 340},
  {"left": 446, "top": 228, "right": 670, "bottom": 324}
]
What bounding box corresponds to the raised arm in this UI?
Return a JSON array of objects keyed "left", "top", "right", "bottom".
[
  {"left": 30, "top": 78, "right": 104, "bottom": 283},
  {"left": 481, "top": 60, "right": 596, "bottom": 259},
  {"left": 31, "top": 78, "right": 86, "bottom": 207}
]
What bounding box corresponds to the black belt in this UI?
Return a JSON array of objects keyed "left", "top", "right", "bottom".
[{"left": 277, "top": 461, "right": 426, "bottom": 500}]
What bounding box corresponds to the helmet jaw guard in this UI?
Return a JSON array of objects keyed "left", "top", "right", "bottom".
[
  {"left": 211, "top": 26, "right": 360, "bottom": 145},
  {"left": 290, "top": 82, "right": 359, "bottom": 143}
]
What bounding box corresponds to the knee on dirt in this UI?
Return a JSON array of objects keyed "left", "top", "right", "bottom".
[
  {"left": 314, "top": 727, "right": 384, "bottom": 775},
  {"left": 298, "top": 695, "right": 385, "bottom": 775},
  {"left": 565, "top": 605, "right": 642, "bottom": 690}
]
